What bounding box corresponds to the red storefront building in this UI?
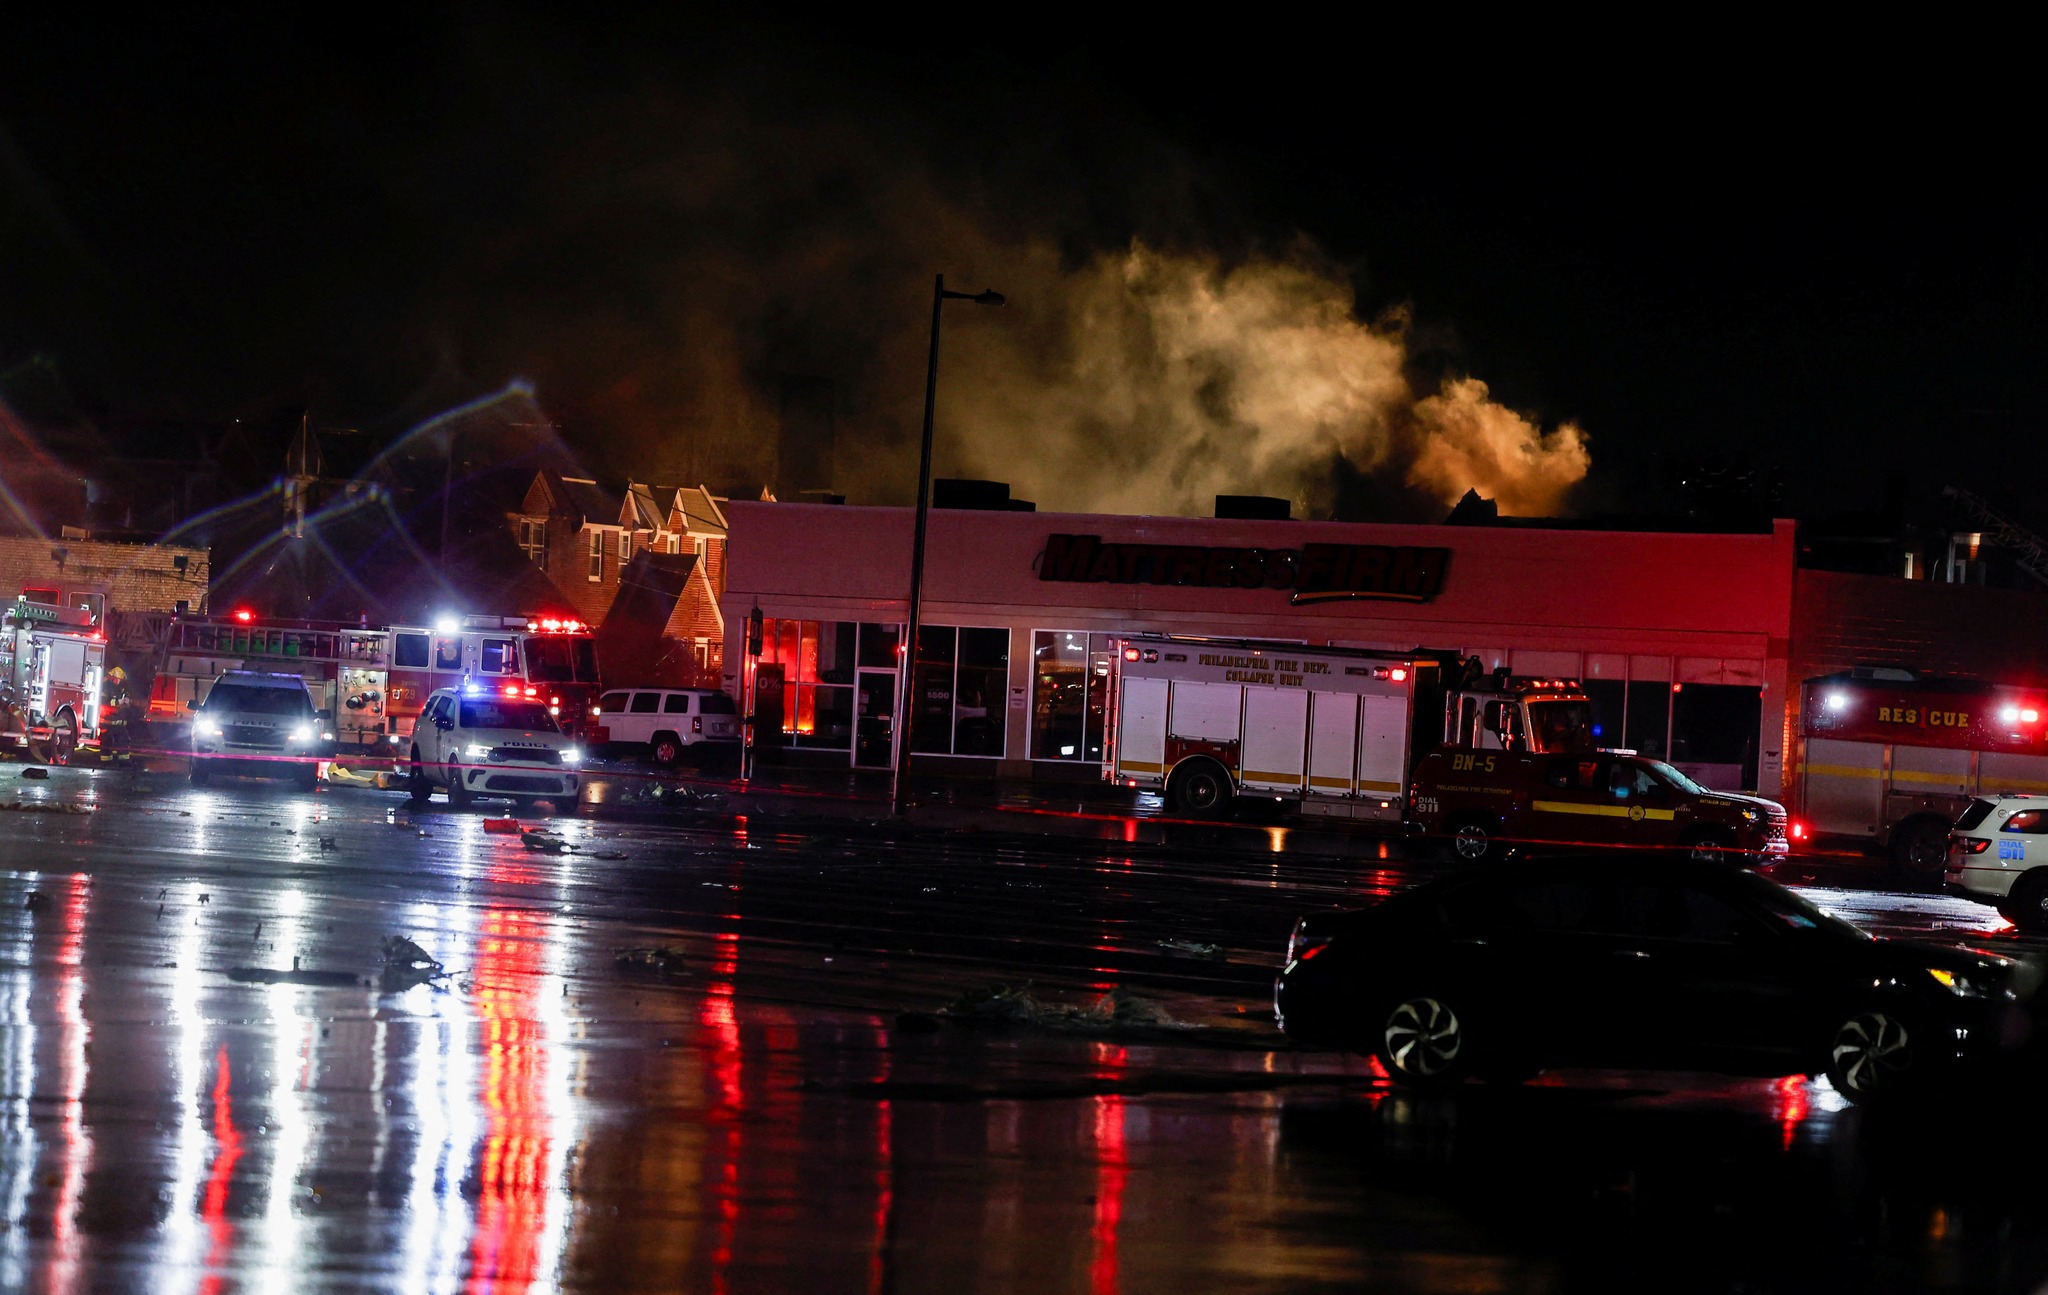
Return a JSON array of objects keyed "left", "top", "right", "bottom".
[{"left": 721, "top": 503, "right": 1799, "bottom": 797}]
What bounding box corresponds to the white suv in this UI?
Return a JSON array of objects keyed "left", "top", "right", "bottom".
[
  {"left": 1945, "top": 795, "right": 2048, "bottom": 927},
  {"left": 409, "top": 684, "right": 581, "bottom": 811},
  {"left": 595, "top": 687, "right": 740, "bottom": 766}
]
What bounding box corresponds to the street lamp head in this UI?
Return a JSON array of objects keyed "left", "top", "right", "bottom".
[{"left": 969, "top": 289, "right": 1006, "bottom": 307}]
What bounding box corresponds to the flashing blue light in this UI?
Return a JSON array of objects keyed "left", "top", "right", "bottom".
[{"left": 1592, "top": 724, "right": 1605, "bottom": 736}]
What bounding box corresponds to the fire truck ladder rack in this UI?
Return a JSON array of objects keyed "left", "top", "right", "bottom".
[{"left": 1944, "top": 485, "right": 2048, "bottom": 588}]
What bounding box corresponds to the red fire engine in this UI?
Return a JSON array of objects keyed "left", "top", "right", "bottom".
[
  {"left": 1, "top": 596, "right": 107, "bottom": 762},
  {"left": 149, "top": 609, "right": 603, "bottom": 758},
  {"left": 1796, "top": 667, "right": 2048, "bottom": 872}
]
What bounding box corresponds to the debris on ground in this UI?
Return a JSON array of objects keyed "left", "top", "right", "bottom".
[
  {"left": 317, "top": 836, "right": 337, "bottom": 851},
  {"left": 1157, "top": 938, "right": 1225, "bottom": 961},
  {"left": 482, "top": 817, "right": 521, "bottom": 834},
  {"left": 227, "top": 961, "right": 362, "bottom": 988},
  {"left": 946, "top": 981, "right": 1182, "bottom": 1032},
  {"left": 0, "top": 801, "right": 92, "bottom": 813},
  {"left": 521, "top": 830, "right": 569, "bottom": 853},
  {"left": 616, "top": 780, "right": 728, "bottom": 811},
  {"left": 615, "top": 945, "right": 689, "bottom": 981},
  {"left": 23, "top": 890, "right": 47, "bottom": 912},
  {"left": 19, "top": 767, "right": 49, "bottom": 780},
  {"left": 380, "top": 934, "right": 449, "bottom": 992}
]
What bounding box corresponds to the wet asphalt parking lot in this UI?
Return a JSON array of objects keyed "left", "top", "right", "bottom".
[{"left": 4, "top": 759, "right": 2048, "bottom": 1293}]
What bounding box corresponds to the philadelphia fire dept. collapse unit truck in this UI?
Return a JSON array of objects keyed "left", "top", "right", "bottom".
[
  {"left": 0, "top": 595, "right": 106, "bottom": 762},
  {"left": 1105, "top": 633, "right": 1788, "bottom": 861},
  {"left": 1796, "top": 667, "right": 2048, "bottom": 873},
  {"left": 149, "top": 610, "right": 602, "bottom": 765}
]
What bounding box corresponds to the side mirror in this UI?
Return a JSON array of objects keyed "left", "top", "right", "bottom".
[
  {"left": 185, "top": 699, "right": 199, "bottom": 712},
  {"left": 317, "top": 709, "right": 334, "bottom": 724}
]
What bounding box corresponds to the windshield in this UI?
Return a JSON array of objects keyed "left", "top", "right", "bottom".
[
  {"left": 524, "top": 636, "right": 600, "bottom": 683},
  {"left": 459, "top": 699, "right": 561, "bottom": 731},
  {"left": 207, "top": 686, "right": 310, "bottom": 715},
  {"left": 1526, "top": 700, "right": 1595, "bottom": 753},
  {"left": 1643, "top": 759, "right": 1711, "bottom": 795},
  {"left": 1727, "top": 871, "right": 1872, "bottom": 941}
]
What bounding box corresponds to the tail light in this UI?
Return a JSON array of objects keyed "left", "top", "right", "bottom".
[
  {"left": 1954, "top": 836, "right": 1991, "bottom": 855},
  {"left": 1790, "top": 819, "right": 1808, "bottom": 841}
]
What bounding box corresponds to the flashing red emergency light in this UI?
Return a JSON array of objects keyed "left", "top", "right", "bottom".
[
  {"left": 2003, "top": 705, "right": 2043, "bottom": 724},
  {"left": 1790, "top": 819, "right": 1808, "bottom": 842},
  {"left": 532, "top": 617, "right": 586, "bottom": 634},
  {"left": 1391, "top": 668, "right": 1408, "bottom": 682},
  {"left": 501, "top": 684, "right": 519, "bottom": 696},
  {"left": 1124, "top": 648, "right": 1140, "bottom": 661},
  {"left": 234, "top": 609, "right": 254, "bottom": 623}
]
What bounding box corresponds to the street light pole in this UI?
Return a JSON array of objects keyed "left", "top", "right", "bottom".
[{"left": 892, "top": 273, "right": 1004, "bottom": 818}]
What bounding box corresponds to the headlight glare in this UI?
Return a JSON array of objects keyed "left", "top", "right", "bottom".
[{"left": 465, "top": 743, "right": 492, "bottom": 761}]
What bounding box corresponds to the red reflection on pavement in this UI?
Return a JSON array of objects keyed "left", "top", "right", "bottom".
[
  {"left": 466, "top": 903, "right": 552, "bottom": 1294},
  {"left": 1771, "top": 1074, "right": 1809, "bottom": 1152},
  {"left": 703, "top": 930, "right": 744, "bottom": 1294},
  {"left": 868, "top": 1096, "right": 893, "bottom": 1295},
  {"left": 46, "top": 873, "right": 93, "bottom": 1295},
  {"left": 1091, "top": 1042, "right": 1128, "bottom": 1295},
  {"left": 200, "top": 1047, "right": 243, "bottom": 1295}
]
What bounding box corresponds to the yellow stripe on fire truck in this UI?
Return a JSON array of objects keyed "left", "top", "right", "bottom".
[{"left": 1530, "top": 799, "right": 1678, "bottom": 821}]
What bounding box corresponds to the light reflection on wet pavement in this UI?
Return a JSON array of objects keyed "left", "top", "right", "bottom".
[{"left": 5, "top": 765, "right": 2048, "bottom": 1292}]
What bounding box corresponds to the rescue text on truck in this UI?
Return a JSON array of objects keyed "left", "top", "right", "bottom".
[{"left": 1102, "top": 633, "right": 1594, "bottom": 821}]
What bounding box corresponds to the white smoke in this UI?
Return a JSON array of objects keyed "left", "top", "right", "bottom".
[{"left": 926, "top": 241, "right": 1590, "bottom": 519}]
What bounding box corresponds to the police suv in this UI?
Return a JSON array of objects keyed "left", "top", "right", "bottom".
[
  {"left": 408, "top": 683, "right": 581, "bottom": 811},
  {"left": 189, "top": 670, "right": 334, "bottom": 789}
]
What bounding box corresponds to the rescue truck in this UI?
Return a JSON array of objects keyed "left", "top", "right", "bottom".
[
  {"left": 0, "top": 596, "right": 107, "bottom": 763},
  {"left": 1795, "top": 667, "right": 2048, "bottom": 874},
  {"left": 148, "top": 610, "right": 603, "bottom": 758},
  {"left": 1104, "top": 634, "right": 1588, "bottom": 820},
  {"left": 1104, "top": 633, "right": 1787, "bottom": 860}
]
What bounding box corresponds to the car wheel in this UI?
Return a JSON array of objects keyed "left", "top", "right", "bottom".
[
  {"left": 2007, "top": 870, "right": 2048, "bottom": 932},
  {"left": 1446, "top": 816, "right": 1504, "bottom": 863},
  {"left": 1685, "top": 831, "right": 1732, "bottom": 864},
  {"left": 650, "top": 734, "right": 682, "bottom": 768},
  {"left": 1169, "top": 759, "right": 1234, "bottom": 819},
  {"left": 446, "top": 764, "right": 471, "bottom": 811},
  {"left": 1375, "top": 994, "right": 1473, "bottom": 1088},
  {"left": 52, "top": 711, "right": 77, "bottom": 765},
  {"left": 190, "top": 759, "right": 211, "bottom": 788},
  {"left": 1890, "top": 817, "right": 1951, "bottom": 880},
  {"left": 1825, "top": 1009, "right": 1916, "bottom": 1103},
  {"left": 408, "top": 749, "right": 432, "bottom": 805}
]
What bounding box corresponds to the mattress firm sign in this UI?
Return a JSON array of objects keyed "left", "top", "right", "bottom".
[{"left": 1037, "top": 533, "right": 1450, "bottom": 605}]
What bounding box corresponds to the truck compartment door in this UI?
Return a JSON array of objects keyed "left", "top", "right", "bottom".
[
  {"left": 1889, "top": 743, "right": 1969, "bottom": 798},
  {"left": 1116, "top": 676, "right": 1169, "bottom": 778},
  {"left": 1241, "top": 687, "right": 1308, "bottom": 792},
  {"left": 1169, "top": 682, "right": 1243, "bottom": 742},
  {"left": 1307, "top": 693, "right": 1358, "bottom": 795},
  {"left": 1358, "top": 694, "right": 1411, "bottom": 797},
  {"left": 1980, "top": 751, "right": 2048, "bottom": 797},
  {"left": 1800, "top": 738, "right": 1883, "bottom": 835}
]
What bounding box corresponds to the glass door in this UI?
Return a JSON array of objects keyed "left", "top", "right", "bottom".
[{"left": 854, "top": 668, "right": 898, "bottom": 768}]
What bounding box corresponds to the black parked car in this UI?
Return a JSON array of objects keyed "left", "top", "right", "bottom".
[{"left": 1275, "top": 859, "right": 2039, "bottom": 1103}]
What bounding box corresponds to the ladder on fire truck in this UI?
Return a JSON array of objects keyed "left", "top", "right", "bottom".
[{"left": 1944, "top": 486, "right": 2048, "bottom": 588}]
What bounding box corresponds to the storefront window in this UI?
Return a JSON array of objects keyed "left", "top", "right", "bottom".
[
  {"left": 1624, "top": 681, "right": 1670, "bottom": 758},
  {"left": 1582, "top": 679, "right": 1625, "bottom": 746},
  {"left": 908, "top": 625, "right": 1008, "bottom": 756},
  {"left": 759, "top": 618, "right": 857, "bottom": 748},
  {"left": 858, "top": 623, "right": 901, "bottom": 669},
  {"left": 1672, "top": 684, "right": 1762, "bottom": 790},
  {"left": 1030, "top": 631, "right": 1117, "bottom": 761}
]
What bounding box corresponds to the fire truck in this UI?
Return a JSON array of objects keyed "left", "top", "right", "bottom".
[
  {"left": 1795, "top": 667, "right": 2048, "bottom": 873},
  {"left": 149, "top": 610, "right": 603, "bottom": 759},
  {"left": 1103, "top": 634, "right": 1594, "bottom": 821},
  {"left": 0, "top": 596, "right": 107, "bottom": 763}
]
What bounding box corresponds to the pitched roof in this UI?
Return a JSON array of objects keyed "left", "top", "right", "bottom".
[{"left": 671, "top": 485, "right": 728, "bottom": 536}]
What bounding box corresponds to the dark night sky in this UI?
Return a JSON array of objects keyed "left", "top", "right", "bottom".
[{"left": 3, "top": 11, "right": 2043, "bottom": 525}]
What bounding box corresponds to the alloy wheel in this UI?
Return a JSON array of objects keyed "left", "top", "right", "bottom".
[
  {"left": 1830, "top": 1012, "right": 1911, "bottom": 1097},
  {"left": 1453, "top": 823, "right": 1491, "bottom": 861},
  {"left": 1383, "top": 997, "right": 1463, "bottom": 1078}
]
